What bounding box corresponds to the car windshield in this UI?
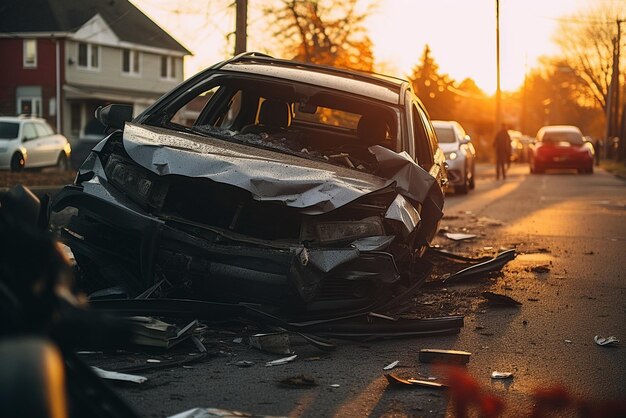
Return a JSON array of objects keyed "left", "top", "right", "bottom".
[
  {"left": 433, "top": 126, "right": 456, "bottom": 143},
  {"left": 0, "top": 122, "right": 19, "bottom": 140},
  {"left": 542, "top": 131, "right": 583, "bottom": 145}
]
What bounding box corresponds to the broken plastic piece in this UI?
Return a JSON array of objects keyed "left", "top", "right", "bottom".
[
  {"left": 419, "top": 349, "right": 471, "bottom": 365},
  {"left": 265, "top": 354, "right": 297, "bottom": 367},
  {"left": 329, "top": 384, "right": 341, "bottom": 388},
  {"left": 383, "top": 360, "right": 399, "bottom": 370},
  {"left": 445, "top": 232, "right": 477, "bottom": 241},
  {"left": 92, "top": 367, "right": 147, "bottom": 384},
  {"left": 234, "top": 360, "right": 255, "bottom": 368},
  {"left": 249, "top": 333, "right": 292, "bottom": 355},
  {"left": 385, "top": 373, "right": 446, "bottom": 389},
  {"left": 443, "top": 249, "right": 516, "bottom": 283},
  {"left": 167, "top": 408, "right": 286, "bottom": 418},
  {"left": 491, "top": 371, "right": 513, "bottom": 379},
  {"left": 482, "top": 292, "right": 522, "bottom": 307},
  {"left": 594, "top": 335, "right": 619, "bottom": 346}
]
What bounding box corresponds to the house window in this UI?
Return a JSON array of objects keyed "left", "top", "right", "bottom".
[
  {"left": 160, "top": 56, "right": 177, "bottom": 79},
  {"left": 77, "top": 42, "right": 99, "bottom": 70},
  {"left": 122, "top": 49, "right": 140, "bottom": 75},
  {"left": 23, "top": 39, "right": 37, "bottom": 68}
]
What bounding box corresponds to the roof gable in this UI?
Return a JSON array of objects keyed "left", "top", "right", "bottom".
[{"left": 0, "top": 0, "right": 190, "bottom": 54}]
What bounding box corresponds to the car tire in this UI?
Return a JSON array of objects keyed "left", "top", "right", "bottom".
[
  {"left": 55, "top": 153, "right": 69, "bottom": 171},
  {"left": 468, "top": 166, "right": 475, "bottom": 190},
  {"left": 10, "top": 152, "right": 25, "bottom": 172}
]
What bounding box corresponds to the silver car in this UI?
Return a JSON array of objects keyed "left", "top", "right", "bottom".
[
  {"left": 432, "top": 120, "right": 476, "bottom": 194},
  {"left": 0, "top": 116, "right": 71, "bottom": 171}
]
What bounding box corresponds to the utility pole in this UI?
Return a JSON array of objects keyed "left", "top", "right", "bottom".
[
  {"left": 605, "top": 18, "right": 623, "bottom": 160},
  {"left": 495, "top": 0, "right": 502, "bottom": 131},
  {"left": 234, "top": 0, "right": 248, "bottom": 55}
]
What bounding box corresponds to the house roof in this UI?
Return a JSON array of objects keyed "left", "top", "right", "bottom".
[{"left": 0, "top": 0, "right": 190, "bottom": 54}]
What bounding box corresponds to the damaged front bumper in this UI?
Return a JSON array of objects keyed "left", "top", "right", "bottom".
[{"left": 53, "top": 182, "right": 407, "bottom": 312}]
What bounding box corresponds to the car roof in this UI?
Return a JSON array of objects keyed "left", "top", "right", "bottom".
[
  {"left": 538, "top": 125, "right": 582, "bottom": 133},
  {"left": 0, "top": 116, "right": 46, "bottom": 123},
  {"left": 218, "top": 55, "right": 408, "bottom": 105}
]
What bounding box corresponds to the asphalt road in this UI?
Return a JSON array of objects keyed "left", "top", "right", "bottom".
[{"left": 96, "top": 163, "right": 625, "bottom": 418}]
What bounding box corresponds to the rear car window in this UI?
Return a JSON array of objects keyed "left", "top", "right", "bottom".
[
  {"left": 433, "top": 126, "right": 456, "bottom": 143},
  {"left": 542, "top": 131, "right": 583, "bottom": 145},
  {"left": 0, "top": 122, "right": 19, "bottom": 140}
]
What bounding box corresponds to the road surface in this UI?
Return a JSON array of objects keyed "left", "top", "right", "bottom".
[{"left": 100, "top": 164, "right": 626, "bottom": 417}]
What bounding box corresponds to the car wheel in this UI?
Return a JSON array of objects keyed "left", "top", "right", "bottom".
[
  {"left": 468, "top": 167, "right": 475, "bottom": 190},
  {"left": 10, "top": 153, "right": 25, "bottom": 172},
  {"left": 55, "top": 153, "right": 69, "bottom": 171}
]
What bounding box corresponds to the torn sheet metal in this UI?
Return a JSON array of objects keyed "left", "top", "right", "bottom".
[
  {"left": 384, "top": 194, "right": 421, "bottom": 235},
  {"left": 445, "top": 232, "right": 476, "bottom": 241},
  {"left": 265, "top": 354, "right": 297, "bottom": 367},
  {"left": 122, "top": 123, "right": 394, "bottom": 214},
  {"left": 482, "top": 292, "right": 522, "bottom": 307},
  {"left": 168, "top": 408, "right": 286, "bottom": 418},
  {"left": 350, "top": 236, "right": 395, "bottom": 252},
  {"left": 385, "top": 373, "right": 447, "bottom": 389},
  {"left": 594, "top": 335, "right": 619, "bottom": 346},
  {"left": 91, "top": 367, "right": 147, "bottom": 384},
  {"left": 383, "top": 360, "right": 399, "bottom": 370},
  {"left": 443, "top": 249, "right": 516, "bottom": 283}
]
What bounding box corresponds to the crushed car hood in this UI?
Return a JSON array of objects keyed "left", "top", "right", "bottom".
[{"left": 122, "top": 124, "right": 434, "bottom": 215}]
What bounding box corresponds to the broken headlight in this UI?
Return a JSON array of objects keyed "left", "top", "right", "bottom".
[
  {"left": 104, "top": 155, "right": 168, "bottom": 209},
  {"left": 301, "top": 216, "right": 385, "bottom": 244}
]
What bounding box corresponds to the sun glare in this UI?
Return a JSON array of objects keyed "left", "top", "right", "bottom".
[{"left": 133, "top": 0, "right": 591, "bottom": 94}]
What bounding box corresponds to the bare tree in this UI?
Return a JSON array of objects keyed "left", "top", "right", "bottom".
[
  {"left": 262, "top": 0, "right": 375, "bottom": 71},
  {"left": 554, "top": 1, "right": 626, "bottom": 112}
]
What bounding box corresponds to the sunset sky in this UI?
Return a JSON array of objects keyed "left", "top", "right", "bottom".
[{"left": 132, "top": 0, "right": 595, "bottom": 94}]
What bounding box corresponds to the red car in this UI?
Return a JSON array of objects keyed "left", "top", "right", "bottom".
[{"left": 529, "top": 125, "right": 594, "bottom": 174}]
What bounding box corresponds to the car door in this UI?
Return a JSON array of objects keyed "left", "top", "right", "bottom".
[
  {"left": 21, "top": 122, "right": 44, "bottom": 167},
  {"left": 34, "top": 122, "right": 60, "bottom": 166}
]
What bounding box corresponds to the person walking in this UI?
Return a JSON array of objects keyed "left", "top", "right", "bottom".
[{"left": 493, "top": 124, "right": 510, "bottom": 180}]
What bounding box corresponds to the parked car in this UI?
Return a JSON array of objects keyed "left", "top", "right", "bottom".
[
  {"left": 508, "top": 129, "right": 531, "bottom": 163},
  {"left": 51, "top": 53, "right": 448, "bottom": 314},
  {"left": 432, "top": 120, "right": 476, "bottom": 194},
  {"left": 0, "top": 116, "right": 71, "bottom": 171},
  {"left": 529, "top": 125, "right": 594, "bottom": 174}
]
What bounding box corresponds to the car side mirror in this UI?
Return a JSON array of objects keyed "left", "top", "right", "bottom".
[
  {"left": 95, "top": 104, "right": 133, "bottom": 130},
  {"left": 460, "top": 135, "right": 471, "bottom": 145}
]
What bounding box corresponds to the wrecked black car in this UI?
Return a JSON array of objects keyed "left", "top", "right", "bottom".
[{"left": 51, "top": 53, "right": 447, "bottom": 313}]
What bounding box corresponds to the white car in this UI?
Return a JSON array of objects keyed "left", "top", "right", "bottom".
[
  {"left": 0, "top": 116, "right": 71, "bottom": 171},
  {"left": 432, "top": 120, "right": 476, "bottom": 194}
]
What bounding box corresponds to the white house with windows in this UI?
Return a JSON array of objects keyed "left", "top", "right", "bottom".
[{"left": 0, "top": 0, "right": 190, "bottom": 143}]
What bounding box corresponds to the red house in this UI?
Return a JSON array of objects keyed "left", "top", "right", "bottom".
[{"left": 0, "top": 0, "right": 190, "bottom": 142}]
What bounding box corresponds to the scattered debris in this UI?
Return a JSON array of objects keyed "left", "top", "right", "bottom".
[
  {"left": 531, "top": 265, "right": 551, "bottom": 274},
  {"left": 91, "top": 367, "right": 147, "bottom": 384},
  {"left": 527, "top": 298, "right": 540, "bottom": 302},
  {"left": 265, "top": 355, "right": 298, "bottom": 367},
  {"left": 385, "top": 373, "right": 446, "bottom": 389},
  {"left": 250, "top": 333, "right": 293, "bottom": 355},
  {"left": 483, "top": 246, "right": 494, "bottom": 251},
  {"left": 234, "top": 360, "right": 255, "bottom": 368},
  {"left": 594, "top": 336, "right": 619, "bottom": 347},
  {"left": 167, "top": 408, "right": 286, "bottom": 418},
  {"left": 146, "top": 359, "right": 161, "bottom": 363},
  {"left": 128, "top": 317, "right": 200, "bottom": 349},
  {"left": 329, "top": 384, "right": 341, "bottom": 388},
  {"left": 482, "top": 292, "right": 522, "bottom": 307},
  {"left": 564, "top": 340, "right": 573, "bottom": 344},
  {"left": 445, "top": 232, "right": 477, "bottom": 241},
  {"left": 419, "top": 349, "right": 471, "bottom": 365},
  {"left": 491, "top": 371, "right": 513, "bottom": 379},
  {"left": 536, "top": 248, "right": 551, "bottom": 253},
  {"left": 441, "top": 249, "right": 516, "bottom": 283},
  {"left": 232, "top": 338, "right": 243, "bottom": 344},
  {"left": 383, "top": 360, "right": 399, "bottom": 370},
  {"left": 583, "top": 251, "right": 594, "bottom": 255},
  {"left": 279, "top": 375, "right": 317, "bottom": 388}
]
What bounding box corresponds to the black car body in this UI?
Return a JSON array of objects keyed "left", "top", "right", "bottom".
[{"left": 51, "top": 53, "right": 447, "bottom": 314}]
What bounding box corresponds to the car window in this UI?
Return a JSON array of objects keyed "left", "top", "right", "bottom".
[
  {"left": 293, "top": 106, "right": 360, "bottom": 129},
  {"left": 541, "top": 131, "right": 583, "bottom": 145},
  {"left": 0, "top": 122, "right": 19, "bottom": 140},
  {"left": 171, "top": 86, "right": 219, "bottom": 127},
  {"left": 433, "top": 126, "right": 456, "bottom": 143},
  {"left": 411, "top": 104, "right": 434, "bottom": 170},
  {"left": 22, "top": 123, "right": 38, "bottom": 141},
  {"left": 216, "top": 90, "right": 243, "bottom": 129},
  {"left": 34, "top": 122, "right": 53, "bottom": 137}
]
